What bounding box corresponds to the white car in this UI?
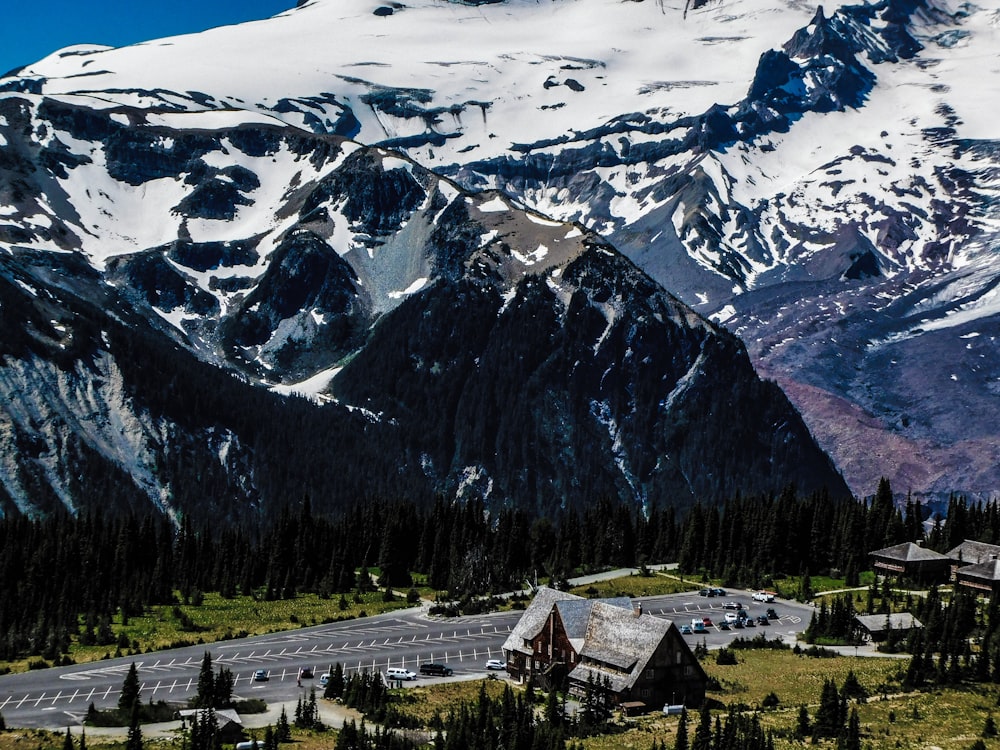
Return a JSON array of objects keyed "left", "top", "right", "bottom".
[
  {"left": 752, "top": 591, "right": 775, "bottom": 602},
  {"left": 485, "top": 659, "right": 506, "bottom": 671},
  {"left": 386, "top": 667, "right": 416, "bottom": 681}
]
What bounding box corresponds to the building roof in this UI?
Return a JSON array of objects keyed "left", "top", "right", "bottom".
[
  {"left": 870, "top": 541, "right": 949, "bottom": 563},
  {"left": 957, "top": 558, "right": 1000, "bottom": 583},
  {"left": 947, "top": 540, "right": 1000, "bottom": 565},
  {"left": 572, "top": 601, "right": 674, "bottom": 692},
  {"left": 179, "top": 709, "right": 243, "bottom": 727},
  {"left": 501, "top": 587, "right": 582, "bottom": 656},
  {"left": 854, "top": 612, "right": 923, "bottom": 633},
  {"left": 554, "top": 597, "right": 633, "bottom": 646}
]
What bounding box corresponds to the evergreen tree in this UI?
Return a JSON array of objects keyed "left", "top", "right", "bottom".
[
  {"left": 815, "top": 679, "right": 843, "bottom": 738},
  {"left": 324, "top": 662, "right": 345, "bottom": 700},
  {"left": 842, "top": 707, "right": 861, "bottom": 750},
  {"left": 63, "top": 727, "right": 75, "bottom": 750},
  {"left": 796, "top": 705, "right": 811, "bottom": 739},
  {"left": 692, "top": 702, "right": 712, "bottom": 750},
  {"left": 126, "top": 704, "right": 143, "bottom": 750},
  {"left": 195, "top": 652, "right": 215, "bottom": 709},
  {"left": 275, "top": 707, "right": 291, "bottom": 742},
  {"left": 119, "top": 663, "right": 141, "bottom": 714},
  {"left": 213, "top": 667, "right": 234, "bottom": 709},
  {"left": 674, "top": 708, "right": 688, "bottom": 750}
]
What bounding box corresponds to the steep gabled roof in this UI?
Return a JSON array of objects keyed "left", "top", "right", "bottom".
[
  {"left": 554, "top": 597, "right": 633, "bottom": 651},
  {"left": 501, "top": 586, "right": 581, "bottom": 656},
  {"left": 947, "top": 539, "right": 1000, "bottom": 565},
  {"left": 870, "top": 541, "right": 949, "bottom": 563},
  {"left": 569, "top": 601, "right": 674, "bottom": 692}
]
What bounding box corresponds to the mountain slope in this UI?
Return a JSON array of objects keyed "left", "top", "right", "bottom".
[
  {"left": 0, "top": 93, "right": 846, "bottom": 518},
  {"left": 3, "top": 0, "right": 994, "bottom": 504}
]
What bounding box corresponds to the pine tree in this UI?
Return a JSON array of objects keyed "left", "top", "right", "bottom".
[
  {"left": 126, "top": 703, "right": 143, "bottom": 750},
  {"left": 674, "top": 708, "right": 688, "bottom": 750},
  {"left": 63, "top": 727, "right": 75, "bottom": 750},
  {"left": 196, "top": 652, "right": 215, "bottom": 709},
  {"left": 275, "top": 706, "right": 291, "bottom": 742},
  {"left": 692, "top": 703, "right": 712, "bottom": 750},
  {"left": 796, "top": 705, "right": 811, "bottom": 739},
  {"left": 213, "top": 667, "right": 234, "bottom": 708},
  {"left": 119, "top": 663, "right": 141, "bottom": 714}
]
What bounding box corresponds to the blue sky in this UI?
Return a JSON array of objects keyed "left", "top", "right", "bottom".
[{"left": 1, "top": 1, "right": 293, "bottom": 76}]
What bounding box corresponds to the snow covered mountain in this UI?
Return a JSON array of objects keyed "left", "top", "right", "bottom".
[
  {"left": 0, "top": 0, "right": 996, "bottom": 512},
  {"left": 0, "top": 95, "right": 845, "bottom": 518}
]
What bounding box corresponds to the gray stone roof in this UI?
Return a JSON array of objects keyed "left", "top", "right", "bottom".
[
  {"left": 501, "top": 587, "right": 582, "bottom": 656},
  {"left": 871, "top": 541, "right": 949, "bottom": 563},
  {"left": 947, "top": 540, "right": 1000, "bottom": 565},
  {"left": 855, "top": 612, "right": 923, "bottom": 633},
  {"left": 957, "top": 558, "right": 1000, "bottom": 582}
]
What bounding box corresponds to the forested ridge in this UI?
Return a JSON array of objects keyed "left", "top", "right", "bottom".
[{"left": 0, "top": 481, "right": 989, "bottom": 662}]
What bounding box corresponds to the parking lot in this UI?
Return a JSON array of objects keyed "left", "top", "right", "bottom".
[{"left": 635, "top": 589, "right": 811, "bottom": 648}]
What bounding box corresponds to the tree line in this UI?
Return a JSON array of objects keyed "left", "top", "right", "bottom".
[{"left": 0, "top": 477, "right": 979, "bottom": 663}]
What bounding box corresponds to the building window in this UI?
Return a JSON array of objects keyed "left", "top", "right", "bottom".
[
  {"left": 645, "top": 668, "right": 655, "bottom": 679},
  {"left": 641, "top": 688, "right": 651, "bottom": 698}
]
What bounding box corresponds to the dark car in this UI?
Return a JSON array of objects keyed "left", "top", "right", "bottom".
[
  {"left": 419, "top": 663, "right": 454, "bottom": 676},
  {"left": 699, "top": 589, "right": 711, "bottom": 597},
  {"left": 299, "top": 667, "right": 314, "bottom": 679},
  {"left": 757, "top": 615, "right": 770, "bottom": 625},
  {"left": 766, "top": 608, "right": 778, "bottom": 619},
  {"left": 744, "top": 618, "right": 756, "bottom": 627},
  {"left": 712, "top": 588, "right": 727, "bottom": 596},
  {"left": 733, "top": 619, "right": 744, "bottom": 629},
  {"left": 719, "top": 621, "right": 731, "bottom": 631}
]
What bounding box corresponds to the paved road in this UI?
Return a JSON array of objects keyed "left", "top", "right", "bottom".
[{"left": 0, "top": 590, "right": 814, "bottom": 729}]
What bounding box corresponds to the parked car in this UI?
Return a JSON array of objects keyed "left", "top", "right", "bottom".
[
  {"left": 693, "top": 623, "right": 708, "bottom": 633},
  {"left": 725, "top": 612, "right": 739, "bottom": 623},
  {"left": 299, "top": 667, "right": 314, "bottom": 679},
  {"left": 702, "top": 616, "right": 713, "bottom": 626},
  {"left": 253, "top": 669, "right": 269, "bottom": 682},
  {"left": 757, "top": 615, "right": 770, "bottom": 625},
  {"left": 733, "top": 619, "right": 744, "bottom": 629},
  {"left": 485, "top": 659, "right": 506, "bottom": 670},
  {"left": 420, "top": 663, "right": 454, "bottom": 676},
  {"left": 386, "top": 668, "right": 416, "bottom": 681},
  {"left": 319, "top": 673, "right": 332, "bottom": 687},
  {"left": 744, "top": 618, "right": 756, "bottom": 627},
  {"left": 680, "top": 624, "right": 693, "bottom": 634},
  {"left": 766, "top": 608, "right": 778, "bottom": 619},
  {"left": 719, "top": 621, "right": 731, "bottom": 631},
  {"left": 752, "top": 591, "right": 776, "bottom": 602},
  {"left": 723, "top": 601, "right": 743, "bottom": 610},
  {"left": 698, "top": 589, "right": 711, "bottom": 597},
  {"left": 712, "top": 588, "right": 727, "bottom": 596}
]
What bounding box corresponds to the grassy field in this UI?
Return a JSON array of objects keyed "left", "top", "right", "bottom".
[
  {"left": 5, "top": 656, "right": 1000, "bottom": 750},
  {"left": 570, "top": 572, "right": 699, "bottom": 599}
]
